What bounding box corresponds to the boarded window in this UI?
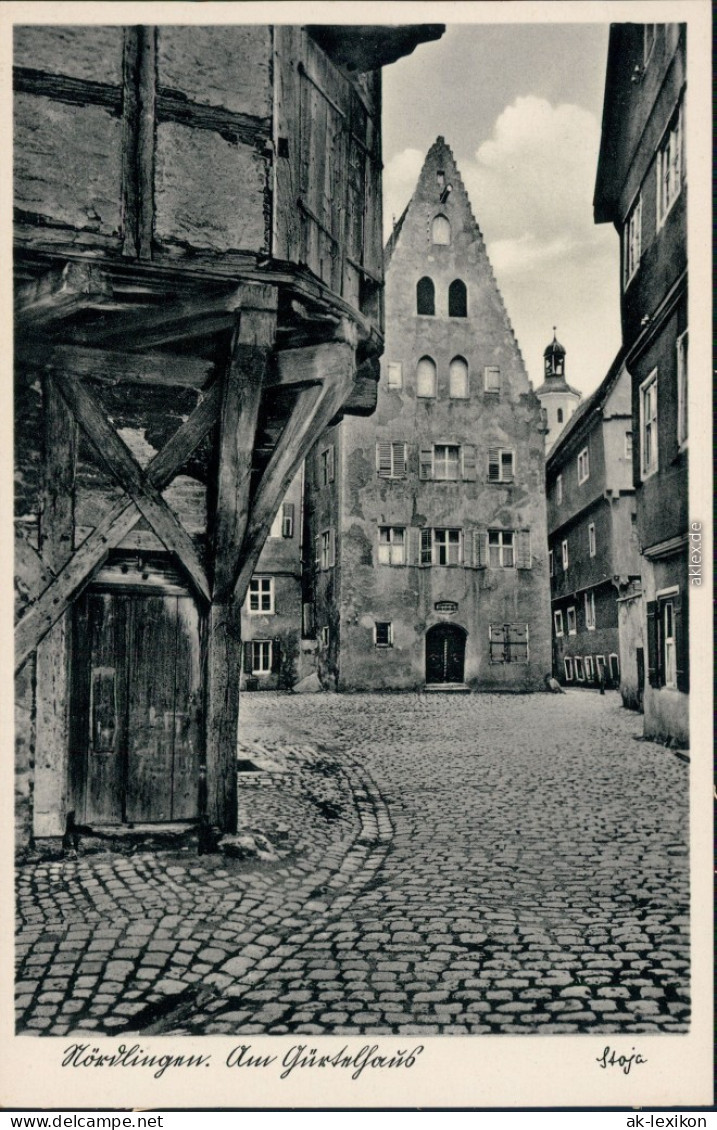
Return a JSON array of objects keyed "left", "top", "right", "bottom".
[
  {"left": 416, "top": 356, "right": 436, "bottom": 398},
  {"left": 449, "top": 356, "right": 468, "bottom": 398},
  {"left": 417, "top": 277, "right": 435, "bottom": 316},
  {"left": 448, "top": 279, "right": 467, "bottom": 318},
  {"left": 432, "top": 214, "right": 451, "bottom": 244},
  {"left": 489, "top": 624, "right": 529, "bottom": 664}
]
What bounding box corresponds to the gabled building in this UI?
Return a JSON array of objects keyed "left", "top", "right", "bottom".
[
  {"left": 13, "top": 23, "right": 444, "bottom": 851},
  {"left": 546, "top": 349, "right": 642, "bottom": 702},
  {"left": 535, "top": 331, "right": 582, "bottom": 450},
  {"left": 594, "top": 22, "right": 688, "bottom": 744},
  {"left": 303, "top": 137, "right": 551, "bottom": 692}
]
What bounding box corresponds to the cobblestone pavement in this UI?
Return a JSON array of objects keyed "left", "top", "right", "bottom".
[{"left": 15, "top": 691, "right": 690, "bottom": 1036}]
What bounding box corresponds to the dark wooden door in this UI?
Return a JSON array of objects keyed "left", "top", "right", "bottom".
[
  {"left": 71, "top": 590, "right": 202, "bottom": 824},
  {"left": 425, "top": 624, "right": 466, "bottom": 684}
]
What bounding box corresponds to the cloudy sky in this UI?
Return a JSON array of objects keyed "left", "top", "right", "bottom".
[{"left": 382, "top": 23, "right": 621, "bottom": 398}]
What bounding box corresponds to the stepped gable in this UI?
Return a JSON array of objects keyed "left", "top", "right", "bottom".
[{"left": 387, "top": 135, "right": 530, "bottom": 384}]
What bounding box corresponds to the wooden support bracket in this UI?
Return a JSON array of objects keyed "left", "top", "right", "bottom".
[{"left": 234, "top": 340, "right": 356, "bottom": 604}]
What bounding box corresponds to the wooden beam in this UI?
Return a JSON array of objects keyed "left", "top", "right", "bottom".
[
  {"left": 203, "top": 597, "right": 241, "bottom": 832},
  {"left": 16, "top": 342, "right": 214, "bottom": 389},
  {"left": 267, "top": 341, "right": 347, "bottom": 389},
  {"left": 15, "top": 262, "right": 111, "bottom": 331},
  {"left": 213, "top": 290, "right": 277, "bottom": 601},
  {"left": 50, "top": 369, "right": 210, "bottom": 602},
  {"left": 33, "top": 377, "right": 77, "bottom": 837},
  {"left": 72, "top": 288, "right": 245, "bottom": 351},
  {"left": 136, "top": 25, "right": 157, "bottom": 260},
  {"left": 234, "top": 341, "right": 355, "bottom": 603},
  {"left": 14, "top": 381, "right": 222, "bottom": 670}
]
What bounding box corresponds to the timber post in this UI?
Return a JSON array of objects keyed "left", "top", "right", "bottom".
[{"left": 205, "top": 286, "right": 278, "bottom": 832}]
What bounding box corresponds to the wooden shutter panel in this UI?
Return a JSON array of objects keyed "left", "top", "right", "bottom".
[
  {"left": 314, "top": 534, "right": 320, "bottom": 567},
  {"left": 473, "top": 529, "right": 487, "bottom": 568},
  {"left": 462, "top": 444, "right": 476, "bottom": 481},
  {"left": 646, "top": 601, "right": 660, "bottom": 687},
  {"left": 327, "top": 445, "right": 335, "bottom": 483},
  {"left": 376, "top": 441, "right": 392, "bottom": 476},
  {"left": 243, "top": 641, "right": 253, "bottom": 674},
  {"left": 408, "top": 527, "right": 421, "bottom": 565},
  {"left": 271, "top": 639, "right": 281, "bottom": 674},
  {"left": 487, "top": 448, "right": 500, "bottom": 482},
  {"left": 420, "top": 528, "right": 432, "bottom": 565},
  {"left": 393, "top": 442, "right": 407, "bottom": 477},
  {"left": 329, "top": 528, "right": 336, "bottom": 567},
  {"left": 419, "top": 446, "right": 433, "bottom": 480},
  {"left": 517, "top": 530, "right": 532, "bottom": 569},
  {"left": 674, "top": 591, "right": 689, "bottom": 692}
]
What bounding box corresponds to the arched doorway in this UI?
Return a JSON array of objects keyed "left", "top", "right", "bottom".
[{"left": 425, "top": 623, "right": 467, "bottom": 685}]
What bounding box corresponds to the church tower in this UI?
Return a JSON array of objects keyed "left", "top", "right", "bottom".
[{"left": 535, "top": 330, "right": 582, "bottom": 449}]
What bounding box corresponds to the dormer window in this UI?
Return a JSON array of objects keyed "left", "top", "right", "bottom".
[{"left": 432, "top": 214, "right": 451, "bottom": 245}]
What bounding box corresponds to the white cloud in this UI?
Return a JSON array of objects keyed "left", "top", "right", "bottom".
[
  {"left": 381, "top": 97, "right": 621, "bottom": 393},
  {"left": 383, "top": 148, "right": 424, "bottom": 239}
]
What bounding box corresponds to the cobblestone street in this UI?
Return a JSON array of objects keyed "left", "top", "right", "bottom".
[{"left": 16, "top": 690, "right": 690, "bottom": 1037}]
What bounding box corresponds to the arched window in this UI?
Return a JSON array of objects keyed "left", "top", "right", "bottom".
[
  {"left": 416, "top": 277, "right": 435, "bottom": 316},
  {"left": 432, "top": 214, "right": 451, "bottom": 245},
  {"left": 449, "top": 356, "right": 469, "bottom": 399},
  {"left": 557, "top": 408, "right": 564, "bottom": 423},
  {"left": 448, "top": 279, "right": 467, "bottom": 318},
  {"left": 416, "top": 356, "right": 437, "bottom": 399}
]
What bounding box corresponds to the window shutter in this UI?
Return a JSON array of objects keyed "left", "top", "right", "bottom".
[
  {"left": 646, "top": 601, "right": 659, "bottom": 687},
  {"left": 420, "top": 528, "right": 432, "bottom": 565},
  {"left": 473, "top": 529, "right": 487, "bottom": 568},
  {"left": 517, "top": 530, "right": 532, "bottom": 569},
  {"left": 419, "top": 446, "right": 433, "bottom": 480},
  {"left": 408, "top": 527, "right": 421, "bottom": 565},
  {"left": 462, "top": 444, "right": 476, "bottom": 481},
  {"left": 314, "top": 534, "right": 320, "bottom": 568},
  {"left": 329, "top": 528, "right": 336, "bottom": 568},
  {"left": 376, "top": 441, "right": 392, "bottom": 476},
  {"left": 674, "top": 591, "right": 689, "bottom": 692},
  {"left": 327, "top": 445, "right": 335, "bottom": 483},
  {"left": 392, "top": 442, "right": 407, "bottom": 477},
  {"left": 487, "top": 448, "right": 500, "bottom": 482},
  {"left": 271, "top": 639, "right": 281, "bottom": 674},
  {"left": 243, "top": 641, "right": 253, "bottom": 674}
]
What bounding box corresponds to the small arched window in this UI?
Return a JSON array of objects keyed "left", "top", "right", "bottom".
[
  {"left": 557, "top": 408, "right": 564, "bottom": 423},
  {"left": 448, "top": 279, "right": 467, "bottom": 318},
  {"left": 432, "top": 214, "right": 451, "bottom": 245},
  {"left": 449, "top": 356, "right": 469, "bottom": 399},
  {"left": 416, "top": 277, "right": 435, "bottom": 316},
  {"left": 416, "top": 356, "right": 437, "bottom": 399}
]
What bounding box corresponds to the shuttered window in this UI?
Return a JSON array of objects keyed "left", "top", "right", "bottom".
[
  {"left": 282, "top": 503, "right": 295, "bottom": 538},
  {"left": 648, "top": 591, "right": 688, "bottom": 692},
  {"left": 489, "top": 624, "right": 529, "bottom": 664},
  {"left": 376, "top": 441, "right": 408, "bottom": 479},
  {"left": 416, "top": 356, "right": 436, "bottom": 397},
  {"left": 319, "top": 528, "right": 335, "bottom": 570},
  {"left": 487, "top": 448, "right": 515, "bottom": 483},
  {"left": 419, "top": 444, "right": 476, "bottom": 481}
]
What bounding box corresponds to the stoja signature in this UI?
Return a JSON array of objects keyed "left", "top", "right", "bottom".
[{"left": 596, "top": 1046, "right": 647, "bottom": 1075}]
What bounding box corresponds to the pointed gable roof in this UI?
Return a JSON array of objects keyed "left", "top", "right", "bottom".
[{"left": 384, "top": 136, "right": 528, "bottom": 378}]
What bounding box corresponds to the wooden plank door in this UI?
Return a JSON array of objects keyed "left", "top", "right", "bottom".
[
  {"left": 71, "top": 592, "right": 129, "bottom": 825},
  {"left": 169, "top": 597, "right": 203, "bottom": 820}
]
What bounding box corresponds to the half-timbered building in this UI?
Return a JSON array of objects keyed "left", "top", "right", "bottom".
[{"left": 13, "top": 23, "right": 443, "bottom": 851}]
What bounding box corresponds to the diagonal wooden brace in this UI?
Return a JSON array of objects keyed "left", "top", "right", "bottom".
[{"left": 15, "top": 382, "right": 222, "bottom": 671}]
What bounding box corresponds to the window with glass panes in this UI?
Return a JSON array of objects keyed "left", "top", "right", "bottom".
[
  {"left": 433, "top": 444, "right": 460, "bottom": 480},
  {"left": 378, "top": 526, "right": 406, "bottom": 565},
  {"left": 488, "top": 529, "right": 514, "bottom": 568},
  {"left": 249, "top": 577, "right": 274, "bottom": 613}
]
